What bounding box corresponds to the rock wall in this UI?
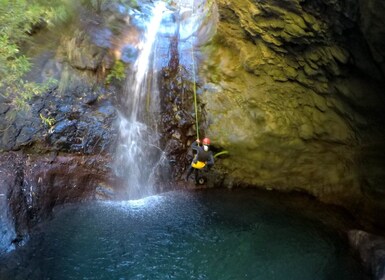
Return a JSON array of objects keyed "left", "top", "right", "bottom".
[
  {"left": 198, "top": 0, "right": 385, "bottom": 218},
  {"left": 0, "top": 1, "right": 122, "bottom": 252},
  {"left": 0, "top": 82, "right": 118, "bottom": 252},
  {"left": 0, "top": 152, "right": 114, "bottom": 254}
]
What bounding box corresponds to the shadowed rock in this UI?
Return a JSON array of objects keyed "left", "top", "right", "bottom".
[{"left": 348, "top": 230, "right": 385, "bottom": 280}]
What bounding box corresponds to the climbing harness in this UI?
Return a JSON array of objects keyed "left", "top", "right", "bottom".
[{"left": 191, "top": 161, "right": 206, "bottom": 169}]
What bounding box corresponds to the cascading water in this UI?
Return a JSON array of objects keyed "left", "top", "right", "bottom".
[
  {"left": 114, "top": 0, "right": 212, "bottom": 199},
  {"left": 115, "top": 1, "right": 168, "bottom": 199}
]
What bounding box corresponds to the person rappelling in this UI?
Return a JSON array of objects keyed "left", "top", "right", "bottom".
[
  {"left": 185, "top": 137, "right": 214, "bottom": 185},
  {"left": 185, "top": 27, "right": 217, "bottom": 185}
]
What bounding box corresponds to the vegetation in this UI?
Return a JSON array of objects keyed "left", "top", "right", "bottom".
[
  {"left": 0, "top": 0, "right": 60, "bottom": 111},
  {"left": 39, "top": 113, "right": 56, "bottom": 128},
  {"left": 105, "top": 60, "right": 126, "bottom": 84},
  {"left": 0, "top": 0, "right": 141, "bottom": 112}
]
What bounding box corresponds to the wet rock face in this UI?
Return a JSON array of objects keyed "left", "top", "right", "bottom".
[
  {"left": 0, "top": 152, "right": 114, "bottom": 253},
  {"left": 0, "top": 153, "right": 22, "bottom": 254},
  {"left": 158, "top": 42, "right": 196, "bottom": 180},
  {"left": 199, "top": 0, "right": 385, "bottom": 210},
  {"left": 0, "top": 45, "right": 118, "bottom": 253},
  {"left": 156, "top": 1, "right": 217, "bottom": 182},
  {"left": 0, "top": 67, "right": 119, "bottom": 252},
  {"left": 0, "top": 86, "right": 118, "bottom": 154}
]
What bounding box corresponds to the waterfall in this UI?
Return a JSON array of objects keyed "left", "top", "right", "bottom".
[
  {"left": 114, "top": 0, "right": 212, "bottom": 199},
  {"left": 115, "top": 1, "right": 168, "bottom": 199}
]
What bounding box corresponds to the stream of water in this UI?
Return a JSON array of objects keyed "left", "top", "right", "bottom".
[
  {"left": 0, "top": 189, "right": 365, "bottom": 280},
  {"left": 114, "top": 1, "right": 170, "bottom": 199}
]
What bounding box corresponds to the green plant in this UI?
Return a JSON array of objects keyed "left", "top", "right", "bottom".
[
  {"left": 0, "top": 0, "right": 53, "bottom": 109},
  {"left": 0, "top": 0, "right": 60, "bottom": 111},
  {"left": 39, "top": 113, "right": 56, "bottom": 127},
  {"left": 105, "top": 60, "right": 126, "bottom": 84}
]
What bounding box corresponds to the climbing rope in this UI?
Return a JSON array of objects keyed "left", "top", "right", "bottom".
[
  {"left": 191, "top": 35, "right": 199, "bottom": 140},
  {"left": 190, "top": 2, "right": 199, "bottom": 140},
  {"left": 188, "top": 2, "right": 229, "bottom": 160},
  {"left": 191, "top": 45, "right": 228, "bottom": 159}
]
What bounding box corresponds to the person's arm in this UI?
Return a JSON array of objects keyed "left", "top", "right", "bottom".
[
  {"left": 207, "top": 152, "right": 214, "bottom": 166},
  {"left": 191, "top": 139, "right": 200, "bottom": 152}
]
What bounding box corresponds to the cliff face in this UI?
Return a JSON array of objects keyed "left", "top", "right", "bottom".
[
  {"left": 199, "top": 0, "right": 385, "bottom": 219},
  {"left": 0, "top": 2, "right": 123, "bottom": 253}
]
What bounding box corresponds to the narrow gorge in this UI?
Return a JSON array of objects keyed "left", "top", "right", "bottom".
[{"left": 1, "top": 0, "right": 385, "bottom": 279}]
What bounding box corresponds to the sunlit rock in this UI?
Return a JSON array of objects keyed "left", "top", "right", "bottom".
[{"left": 198, "top": 0, "right": 385, "bottom": 212}]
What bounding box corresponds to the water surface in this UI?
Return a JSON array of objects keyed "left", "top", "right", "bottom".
[{"left": 0, "top": 189, "right": 365, "bottom": 280}]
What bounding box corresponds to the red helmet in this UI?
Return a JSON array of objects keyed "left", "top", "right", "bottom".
[{"left": 202, "top": 138, "right": 211, "bottom": 145}]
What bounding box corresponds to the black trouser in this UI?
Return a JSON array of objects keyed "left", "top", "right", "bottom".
[{"left": 186, "top": 165, "right": 199, "bottom": 183}]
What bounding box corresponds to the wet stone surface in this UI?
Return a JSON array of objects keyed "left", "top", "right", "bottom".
[{"left": 0, "top": 86, "right": 118, "bottom": 154}]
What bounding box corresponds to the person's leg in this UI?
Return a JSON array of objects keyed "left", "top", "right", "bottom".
[
  {"left": 185, "top": 165, "right": 194, "bottom": 180},
  {"left": 194, "top": 168, "right": 200, "bottom": 184}
]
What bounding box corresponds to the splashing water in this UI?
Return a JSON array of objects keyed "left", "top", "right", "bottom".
[{"left": 115, "top": 1, "right": 168, "bottom": 199}]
